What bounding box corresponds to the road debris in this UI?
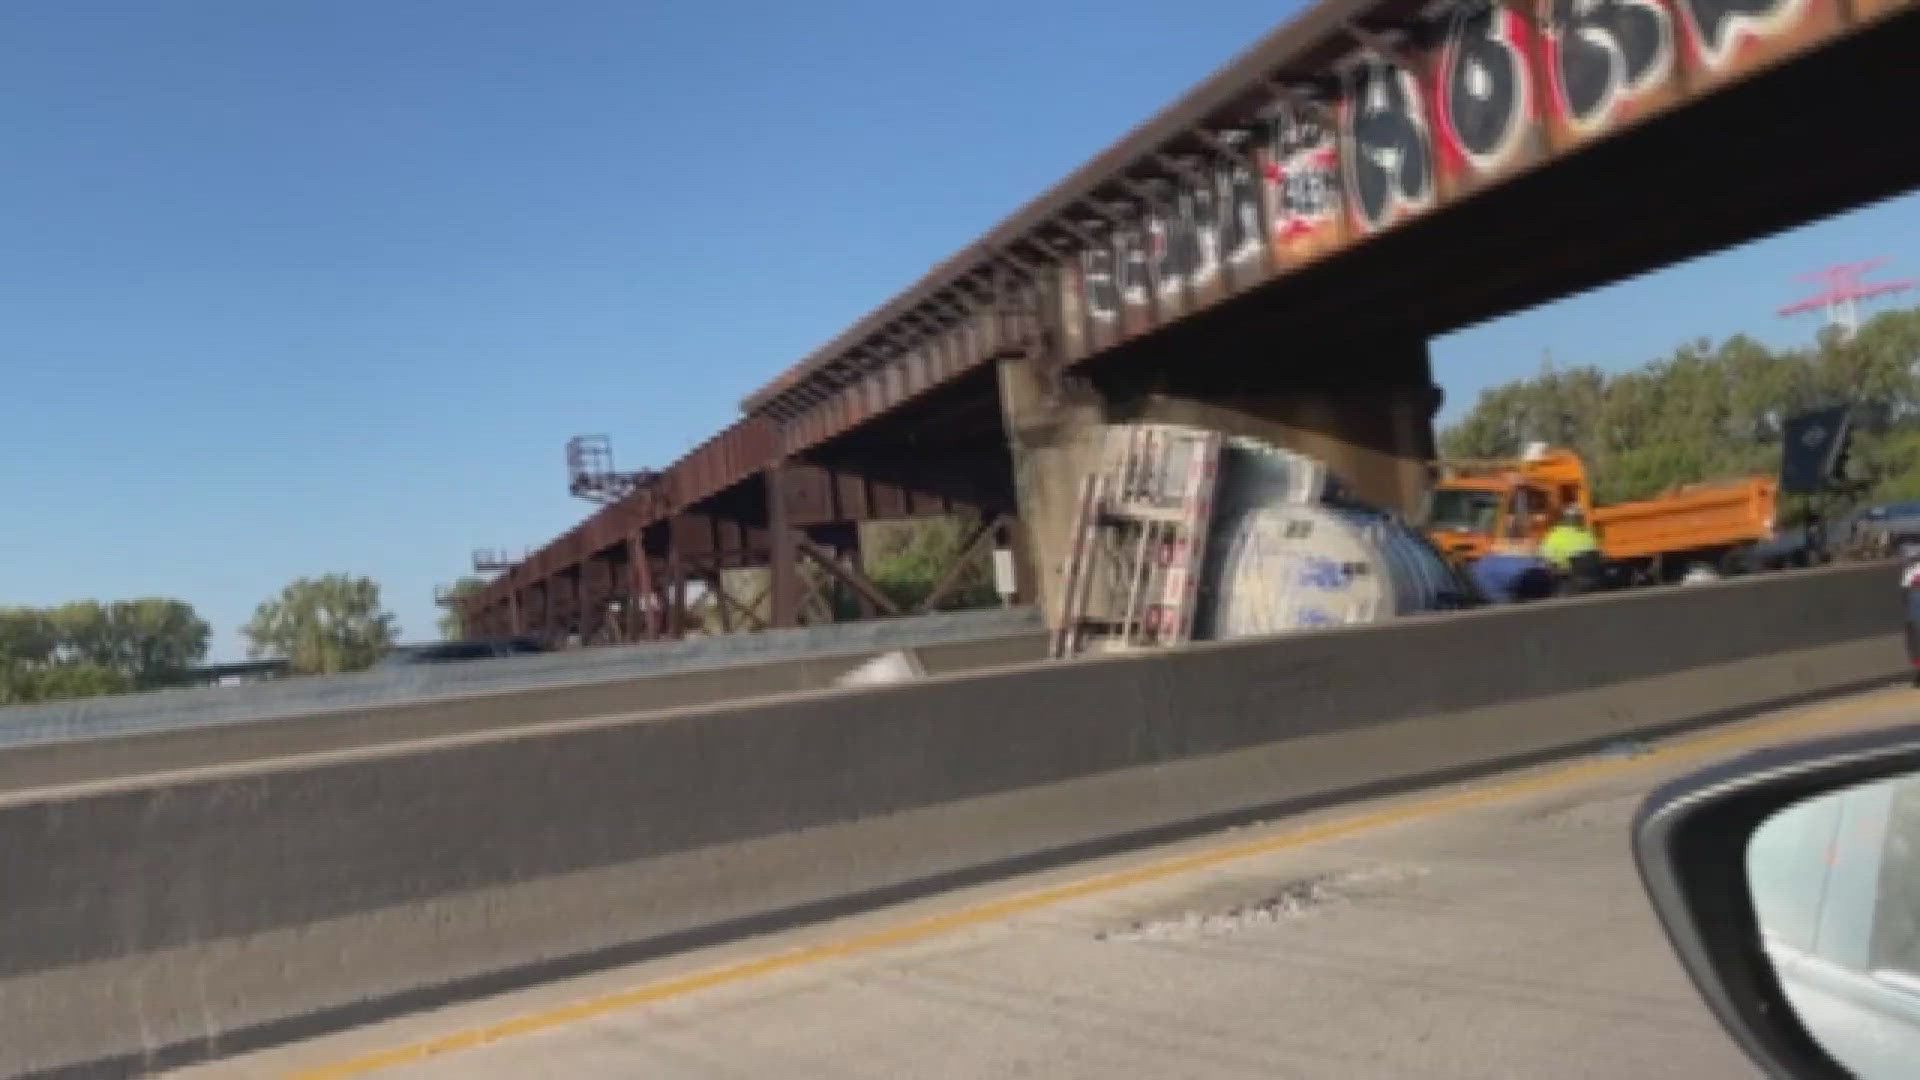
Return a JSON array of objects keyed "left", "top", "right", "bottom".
[{"left": 1095, "top": 864, "right": 1425, "bottom": 943}]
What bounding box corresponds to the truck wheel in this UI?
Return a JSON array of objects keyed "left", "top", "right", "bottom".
[{"left": 1718, "top": 546, "right": 1753, "bottom": 577}]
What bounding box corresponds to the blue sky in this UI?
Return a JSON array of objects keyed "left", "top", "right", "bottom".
[{"left": 2, "top": 2, "right": 1914, "bottom": 660}]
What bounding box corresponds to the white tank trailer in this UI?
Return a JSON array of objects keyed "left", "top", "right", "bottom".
[{"left": 1185, "top": 434, "right": 1475, "bottom": 641}]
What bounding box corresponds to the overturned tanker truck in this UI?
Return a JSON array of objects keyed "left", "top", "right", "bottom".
[{"left": 1049, "top": 423, "right": 1478, "bottom": 659}]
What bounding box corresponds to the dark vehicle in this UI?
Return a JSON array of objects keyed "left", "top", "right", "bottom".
[
  {"left": 1634, "top": 721, "right": 1920, "bottom": 1078},
  {"left": 377, "top": 638, "right": 548, "bottom": 666},
  {"left": 1733, "top": 500, "right": 1920, "bottom": 573},
  {"left": 1856, "top": 500, "right": 1920, "bottom": 556}
]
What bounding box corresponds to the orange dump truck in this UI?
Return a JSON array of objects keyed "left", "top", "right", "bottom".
[{"left": 1425, "top": 446, "right": 1777, "bottom": 582}]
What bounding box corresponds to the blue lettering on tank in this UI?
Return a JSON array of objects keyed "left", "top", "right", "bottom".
[{"left": 1298, "top": 556, "right": 1349, "bottom": 591}]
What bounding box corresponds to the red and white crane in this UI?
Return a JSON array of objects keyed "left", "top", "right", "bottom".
[{"left": 1779, "top": 258, "right": 1916, "bottom": 341}]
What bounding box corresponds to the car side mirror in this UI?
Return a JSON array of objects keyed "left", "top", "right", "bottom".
[{"left": 1633, "top": 723, "right": 1920, "bottom": 1079}]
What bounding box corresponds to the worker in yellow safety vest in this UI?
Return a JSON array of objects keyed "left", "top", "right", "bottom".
[{"left": 1541, "top": 505, "right": 1600, "bottom": 570}]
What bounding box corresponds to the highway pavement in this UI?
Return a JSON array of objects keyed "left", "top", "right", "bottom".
[{"left": 169, "top": 686, "right": 1919, "bottom": 1080}]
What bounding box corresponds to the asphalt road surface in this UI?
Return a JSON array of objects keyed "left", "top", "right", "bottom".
[{"left": 174, "top": 686, "right": 1919, "bottom": 1080}]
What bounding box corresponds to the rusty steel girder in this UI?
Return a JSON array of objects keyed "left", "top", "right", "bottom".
[{"left": 466, "top": 428, "right": 1015, "bottom": 642}]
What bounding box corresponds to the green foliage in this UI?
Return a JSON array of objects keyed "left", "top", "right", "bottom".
[
  {"left": 61, "top": 598, "right": 211, "bottom": 687},
  {"left": 244, "top": 574, "right": 397, "bottom": 675},
  {"left": 435, "top": 576, "right": 490, "bottom": 640},
  {"left": 1440, "top": 306, "right": 1920, "bottom": 508},
  {"left": 0, "top": 598, "right": 209, "bottom": 704},
  {"left": 863, "top": 515, "right": 1001, "bottom": 613},
  {"left": 0, "top": 661, "right": 130, "bottom": 705},
  {"left": 0, "top": 609, "right": 56, "bottom": 667}
]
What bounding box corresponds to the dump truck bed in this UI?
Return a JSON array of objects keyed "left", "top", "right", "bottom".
[{"left": 1593, "top": 477, "right": 1777, "bottom": 562}]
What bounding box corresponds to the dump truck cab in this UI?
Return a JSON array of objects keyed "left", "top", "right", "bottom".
[{"left": 1424, "top": 445, "right": 1595, "bottom": 563}]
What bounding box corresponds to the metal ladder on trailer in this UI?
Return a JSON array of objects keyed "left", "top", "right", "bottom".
[{"left": 1050, "top": 425, "right": 1225, "bottom": 658}]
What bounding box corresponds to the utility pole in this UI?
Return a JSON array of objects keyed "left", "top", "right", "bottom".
[{"left": 1780, "top": 259, "right": 1915, "bottom": 342}]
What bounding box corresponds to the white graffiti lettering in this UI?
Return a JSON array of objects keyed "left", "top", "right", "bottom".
[
  {"left": 1215, "top": 158, "right": 1265, "bottom": 266},
  {"left": 1083, "top": 245, "right": 1120, "bottom": 322},
  {"left": 1080, "top": 153, "right": 1262, "bottom": 319},
  {"left": 1266, "top": 101, "right": 1341, "bottom": 241}
]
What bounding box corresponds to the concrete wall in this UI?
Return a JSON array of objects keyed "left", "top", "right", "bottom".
[{"left": 0, "top": 563, "right": 1903, "bottom": 1078}]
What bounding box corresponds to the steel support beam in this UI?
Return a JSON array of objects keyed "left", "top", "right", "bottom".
[
  {"left": 911, "top": 513, "right": 1004, "bottom": 615},
  {"left": 711, "top": 573, "right": 770, "bottom": 633},
  {"left": 792, "top": 533, "right": 901, "bottom": 618},
  {"left": 766, "top": 463, "right": 804, "bottom": 629}
]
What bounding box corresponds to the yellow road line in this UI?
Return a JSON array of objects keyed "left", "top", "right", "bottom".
[{"left": 290, "top": 687, "right": 1911, "bottom": 1079}]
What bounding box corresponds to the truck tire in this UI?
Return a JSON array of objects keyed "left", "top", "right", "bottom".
[{"left": 1718, "top": 545, "right": 1755, "bottom": 577}]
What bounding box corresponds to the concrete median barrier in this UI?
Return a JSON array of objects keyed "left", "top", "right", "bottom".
[
  {"left": 0, "top": 605, "right": 1047, "bottom": 758},
  {"left": 0, "top": 563, "right": 1905, "bottom": 1078},
  {"left": 0, "top": 627, "right": 1051, "bottom": 795}
]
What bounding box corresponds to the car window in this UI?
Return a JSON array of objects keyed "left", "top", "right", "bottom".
[
  {"left": 1750, "top": 788, "right": 1844, "bottom": 955},
  {"left": 1426, "top": 489, "right": 1500, "bottom": 532},
  {"left": 1753, "top": 774, "right": 1920, "bottom": 977},
  {"left": 1870, "top": 779, "right": 1920, "bottom": 981}
]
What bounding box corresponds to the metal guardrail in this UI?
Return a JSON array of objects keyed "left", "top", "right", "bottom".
[{"left": 0, "top": 606, "right": 1044, "bottom": 754}]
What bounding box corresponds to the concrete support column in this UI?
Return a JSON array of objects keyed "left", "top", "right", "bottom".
[{"left": 996, "top": 350, "right": 1108, "bottom": 625}]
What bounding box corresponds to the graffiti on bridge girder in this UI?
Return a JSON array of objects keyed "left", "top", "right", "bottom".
[
  {"left": 1079, "top": 240, "right": 1120, "bottom": 323},
  {"left": 1678, "top": 0, "right": 1811, "bottom": 69},
  {"left": 1541, "top": 0, "right": 1841, "bottom": 134},
  {"left": 1082, "top": 156, "right": 1265, "bottom": 325},
  {"left": 1432, "top": 0, "right": 1546, "bottom": 190},
  {"left": 1542, "top": 0, "right": 1676, "bottom": 136},
  {"left": 1149, "top": 183, "right": 1213, "bottom": 306},
  {"left": 1262, "top": 99, "right": 1347, "bottom": 266},
  {"left": 1343, "top": 58, "right": 1435, "bottom": 235},
  {"left": 1061, "top": 0, "right": 1856, "bottom": 354}
]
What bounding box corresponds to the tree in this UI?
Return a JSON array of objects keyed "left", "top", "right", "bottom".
[
  {"left": 0, "top": 598, "right": 207, "bottom": 703},
  {"left": 435, "top": 577, "right": 490, "bottom": 640},
  {"left": 109, "top": 598, "right": 214, "bottom": 687},
  {"left": 49, "top": 599, "right": 210, "bottom": 689},
  {"left": 0, "top": 608, "right": 56, "bottom": 668},
  {"left": 244, "top": 575, "right": 397, "bottom": 675},
  {"left": 1440, "top": 302, "right": 1920, "bottom": 509}
]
